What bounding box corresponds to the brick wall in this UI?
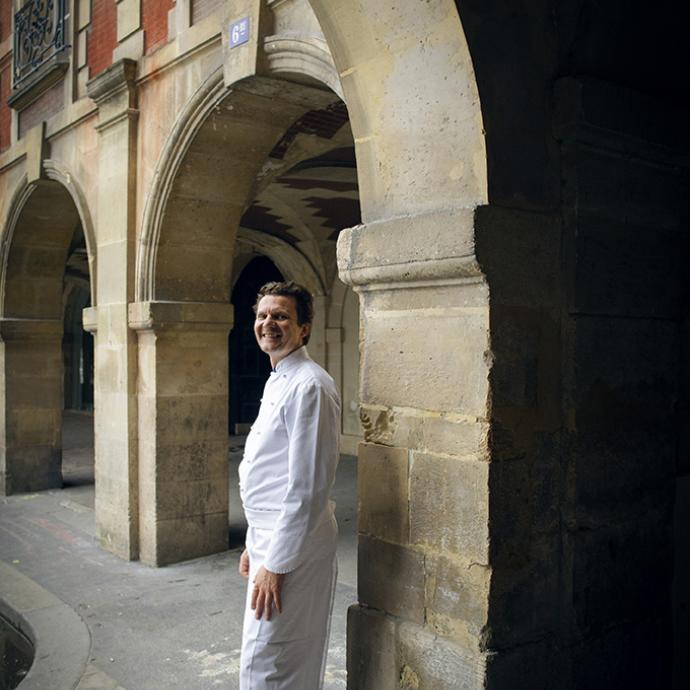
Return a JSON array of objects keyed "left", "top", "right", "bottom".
[
  {"left": 0, "top": 63, "right": 10, "bottom": 152},
  {"left": 88, "top": 0, "right": 118, "bottom": 78},
  {"left": 143, "top": 0, "right": 173, "bottom": 55},
  {"left": 0, "top": 0, "right": 11, "bottom": 42}
]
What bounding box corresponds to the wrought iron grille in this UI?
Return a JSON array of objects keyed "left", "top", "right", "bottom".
[{"left": 13, "top": 0, "right": 68, "bottom": 86}]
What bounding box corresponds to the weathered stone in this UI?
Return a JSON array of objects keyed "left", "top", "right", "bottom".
[
  {"left": 357, "top": 443, "right": 409, "bottom": 543},
  {"left": 424, "top": 553, "right": 490, "bottom": 641},
  {"left": 409, "top": 451, "right": 489, "bottom": 564},
  {"left": 358, "top": 535, "right": 425, "bottom": 624},
  {"left": 397, "top": 620, "right": 485, "bottom": 690},
  {"left": 133, "top": 303, "right": 232, "bottom": 565},
  {"left": 360, "top": 304, "right": 490, "bottom": 415},
  {"left": 140, "top": 511, "right": 229, "bottom": 567},
  {"left": 347, "top": 605, "right": 398, "bottom": 690}
]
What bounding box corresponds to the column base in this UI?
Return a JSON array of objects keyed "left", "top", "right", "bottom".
[{"left": 1, "top": 448, "right": 62, "bottom": 495}]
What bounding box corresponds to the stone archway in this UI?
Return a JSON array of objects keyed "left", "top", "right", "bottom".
[
  {"left": 299, "top": 3, "right": 492, "bottom": 686},
  {"left": 133, "top": 0, "right": 491, "bottom": 682},
  {"left": 0, "top": 173, "right": 96, "bottom": 495},
  {"left": 132, "top": 71, "right": 354, "bottom": 564}
]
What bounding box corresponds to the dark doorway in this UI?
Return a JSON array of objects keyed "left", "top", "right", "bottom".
[{"left": 229, "top": 256, "right": 284, "bottom": 434}]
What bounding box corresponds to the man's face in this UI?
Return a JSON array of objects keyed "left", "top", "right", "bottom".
[{"left": 254, "top": 295, "right": 310, "bottom": 367}]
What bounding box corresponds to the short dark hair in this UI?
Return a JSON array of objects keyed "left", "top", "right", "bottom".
[{"left": 254, "top": 281, "right": 314, "bottom": 344}]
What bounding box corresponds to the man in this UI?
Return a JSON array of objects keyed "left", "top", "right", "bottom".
[{"left": 237, "top": 280, "right": 341, "bottom": 689}]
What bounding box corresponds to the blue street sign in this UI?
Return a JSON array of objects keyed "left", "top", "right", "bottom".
[{"left": 230, "top": 17, "right": 250, "bottom": 48}]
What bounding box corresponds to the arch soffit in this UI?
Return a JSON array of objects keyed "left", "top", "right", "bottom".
[
  {"left": 0, "top": 166, "right": 97, "bottom": 316},
  {"left": 43, "top": 160, "right": 98, "bottom": 307},
  {"left": 263, "top": 35, "right": 343, "bottom": 100},
  {"left": 234, "top": 226, "right": 325, "bottom": 297},
  {"left": 0, "top": 176, "right": 34, "bottom": 318}
]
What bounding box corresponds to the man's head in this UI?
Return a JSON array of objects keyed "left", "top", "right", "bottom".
[{"left": 253, "top": 281, "right": 313, "bottom": 366}]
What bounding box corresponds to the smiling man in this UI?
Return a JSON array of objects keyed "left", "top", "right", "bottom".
[{"left": 237, "top": 281, "right": 341, "bottom": 690}]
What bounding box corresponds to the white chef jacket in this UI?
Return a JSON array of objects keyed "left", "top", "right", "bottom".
[{"left": 238, "top": 346, "right": 341, "bottom": 574}]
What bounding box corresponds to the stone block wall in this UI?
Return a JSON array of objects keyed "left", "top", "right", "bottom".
[{"left": 471, "top": 78, "right": 686, "bottom": 688}]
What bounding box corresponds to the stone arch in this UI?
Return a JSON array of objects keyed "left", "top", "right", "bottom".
[
  {"left": 307, "top": 0, "right": 487, "bottom": 221},
  {"left": 233, "top": 226, "right": 325, "bottom": 297},
  {"left": 302, "top": 3, "right": 493, "bottom": 686},
  {"left": 136, "top": 67, "right": 228, "bottom": 303},
  {"left": 136, "top": 66, "right": 341, "bottom": 304},
  {"left": 1, "top": 168, "right": 97, "bottom": 312},
  {"left": 0, "top": 172, "right": 96, "bottom": 495},
  {"left": 263, "top": 35, "right": 343, "bottom": 98},
  {"left": 43, "top": 161, "right": 98, "bottom": 307}
]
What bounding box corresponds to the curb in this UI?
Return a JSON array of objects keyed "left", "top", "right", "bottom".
[{"left": 0, "top": 560, "right": 91, "bottom": 690}]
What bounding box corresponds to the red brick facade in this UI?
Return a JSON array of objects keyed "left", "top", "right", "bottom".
[
  {"left": 0, "top": 0, "right": 11, "bottom": 43},
  {"left": 88, "top": 0, "right": 118, "bottom": 78},
  {"left": 0, "top": 64, "right": 10, "bottom": 152},
  {"left": 143, "top": 0, "right": 173, "bottom": 55}
]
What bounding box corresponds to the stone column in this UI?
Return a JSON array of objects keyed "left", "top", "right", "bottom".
[
  {"left": 339, "top": 209, "right": 493, "bottom": 688},
  {"left": 86, "top": 60, "right": 139, "bottom": 559},
  {"left": 129, "top": 301, "right": 233, "bottom": 566},
  {"left": 0, "top": 318, "right": 63, "bottom": 494}
]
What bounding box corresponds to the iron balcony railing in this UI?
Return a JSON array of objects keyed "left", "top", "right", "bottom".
[{"left": 13, "top": 0, "right": 69, "bottom": 87}]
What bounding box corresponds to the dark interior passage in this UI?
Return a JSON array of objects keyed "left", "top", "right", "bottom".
[{"left": 229, "top": 256, "right": 284, "bottom": 434}]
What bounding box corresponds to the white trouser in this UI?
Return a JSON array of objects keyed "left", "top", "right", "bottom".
[{"left": 239, "top": 517, "right": 338, "bottom": 690}]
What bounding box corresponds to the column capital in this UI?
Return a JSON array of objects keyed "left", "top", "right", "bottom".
[
  {"left": 128, "top": 301, "right": 234, "bottom": 333},
  {"left": 82, "top": 307, "right": 98, "bottom": 334},
  {"left": 337, "top": 208, "right": 481, "bottom": 290},
  {"left": 0, "top": 317, "right": 62, "bottom": 341}
]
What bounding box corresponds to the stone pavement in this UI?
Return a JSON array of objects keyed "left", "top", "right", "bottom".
[{"left": 0, "top": 412, "right": 358, "bottom": 689}]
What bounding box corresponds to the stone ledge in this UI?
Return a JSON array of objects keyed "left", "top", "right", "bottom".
[
  {"left": 337, "top": 208, "right": 481, "bottom": 288},
  {"left": 0, "top": 317, "right": 62, "bottom": 340},
  {"left": 0, "top": 560, "right": 90, "bottom": 690},
  {"left": 8, "top": 50, "right": 70, "bottom": 111},
  {"left": 128, "top": 300, "right": 234, "bottom": 332},
  {"left": 86, "top": 59, "right": 137, "bottom": 105}
]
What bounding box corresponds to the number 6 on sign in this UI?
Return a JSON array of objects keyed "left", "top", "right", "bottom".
[{"left": 230, "top": 17, "right": 250, "bottom": 48}]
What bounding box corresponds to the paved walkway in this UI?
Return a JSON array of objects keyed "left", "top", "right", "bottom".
[{"left": 0, "top": 411, "right": 357, "bottom": 689}]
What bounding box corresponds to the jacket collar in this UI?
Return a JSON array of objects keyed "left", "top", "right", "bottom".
[{"left": 273, "top": 345, "right": 310, "bottom": 375}]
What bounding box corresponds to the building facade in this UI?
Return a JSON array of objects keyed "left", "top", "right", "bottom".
[{"left": 0, "top": 1, "right": 688, "bottom": 688}]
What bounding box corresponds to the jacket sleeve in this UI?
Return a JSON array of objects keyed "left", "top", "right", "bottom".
[{"left": 263, "top": 378, "right": 340, "bottom": 573}]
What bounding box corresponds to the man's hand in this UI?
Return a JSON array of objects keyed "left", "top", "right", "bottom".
[
  {"left": 251, "top": 566, "right": 285, "bottom": 620},
  {"left": 239, "top": 549, "right": 250, "bottom": 579}
]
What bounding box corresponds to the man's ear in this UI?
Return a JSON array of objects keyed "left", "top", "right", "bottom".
[{"left": 301, "top": 323, "right": 311, "bottom": 343}]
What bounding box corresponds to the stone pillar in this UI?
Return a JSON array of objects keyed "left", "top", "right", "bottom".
[
  {"left": 339, "top": 209, "right": 493, "bottom": 688},
  {"left": 86, "top": 60, "right": 140, "bottom": 559},
  {"left": 129, "top": 301, "right": 233, "bottom": 566},
  {"left": 0, "top": 319, "right": 63, "bottom": 494}
]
